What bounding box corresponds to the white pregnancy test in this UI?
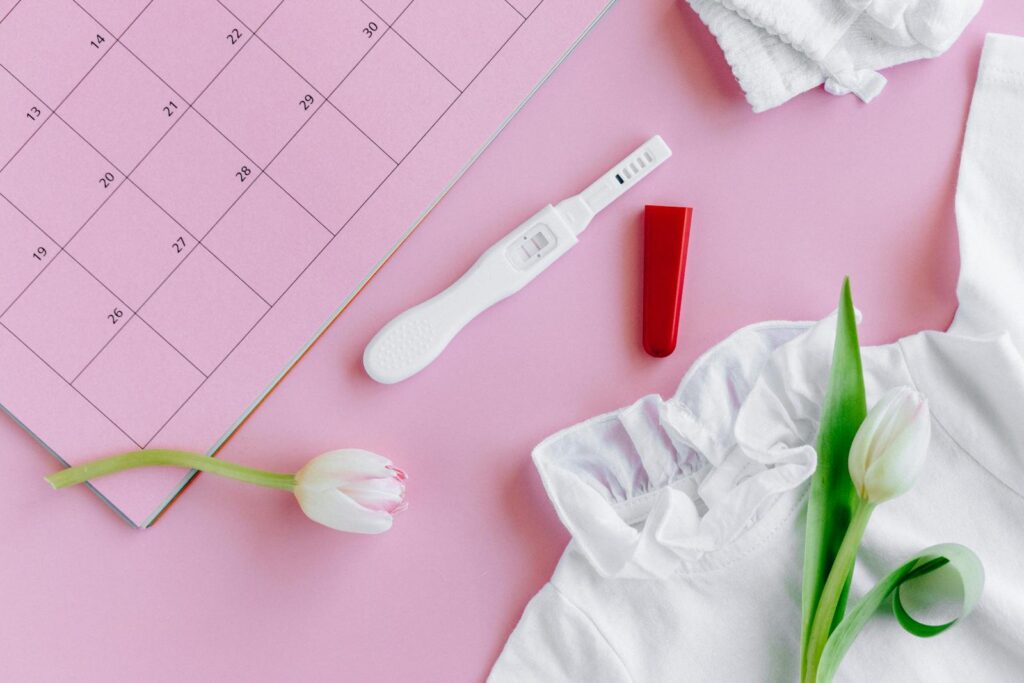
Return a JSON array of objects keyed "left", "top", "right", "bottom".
[{"left": 364, "top": 135, "right": 672, "bottom": 384}]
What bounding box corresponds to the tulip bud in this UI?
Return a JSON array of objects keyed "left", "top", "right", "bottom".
[
  {"left": 293, "top": 449, "right": 408, "bottom": 533},
  {"left": 848, "top": 387, "right": 931, "bottom": 503}
]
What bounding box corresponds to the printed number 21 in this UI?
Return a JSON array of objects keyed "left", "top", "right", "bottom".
[{"left": 163, "top": 101, "right": 178, "bottom": 117}]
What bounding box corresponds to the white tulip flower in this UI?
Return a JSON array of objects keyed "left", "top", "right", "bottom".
[{"left": 848, "top": 387, "right": 931, "bottom": 504}]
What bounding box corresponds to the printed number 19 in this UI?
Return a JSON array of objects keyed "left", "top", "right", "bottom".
[{"left": 32, "top": 246, "right": 47, "bottom": 261}]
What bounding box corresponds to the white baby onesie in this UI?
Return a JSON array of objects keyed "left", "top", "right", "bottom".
[{"left": 489, "top": 33, "right": 1024, "bottom": 682}]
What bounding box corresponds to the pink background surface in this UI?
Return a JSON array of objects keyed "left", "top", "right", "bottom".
[{"left": 3, "top": 1, "right": 1024, "bottom": 680}]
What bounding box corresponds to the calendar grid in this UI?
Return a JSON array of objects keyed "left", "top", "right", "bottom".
[
  {"left": 1, "top": 0, "right": 523, "bottom": 450},
  {"left": 0, "top": 0, "right": 287, "bottom": 326},
  {"left": 0, "top": 0, "right": 597, "bottom": 524},
  {"left": 0, "top": 1, "right": 156, "bottom": 178},
  {"left": 0, "top": 0, "right": 293, "bottom": 448}
]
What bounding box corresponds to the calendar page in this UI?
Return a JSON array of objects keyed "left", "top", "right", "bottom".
[{"left": 0, "top": 0, "right": 614, "bottom": 526}]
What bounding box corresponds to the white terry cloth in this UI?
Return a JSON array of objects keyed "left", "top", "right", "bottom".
[
  {"left": 685, "top": 0, "right": 982, "bottom": 112},
  {"left": 490, "top": 33, "right": 1024, "bottom": 682}
]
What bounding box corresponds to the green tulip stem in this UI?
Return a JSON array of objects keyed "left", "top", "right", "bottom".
[
  {"left": 45, "top": 449, "right": 296, "bottom": 492},
  {"left": 804, "top": 499, "right": 875, "bottom": 683}
]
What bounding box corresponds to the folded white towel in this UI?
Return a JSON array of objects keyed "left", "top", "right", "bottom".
[{"left": 685, "top": 0, "right": 982, "bottom": 111}]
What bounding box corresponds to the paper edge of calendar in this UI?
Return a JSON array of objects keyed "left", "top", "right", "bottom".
[{"left": 1, "top": 0, "right": 617, "bottom": 528}]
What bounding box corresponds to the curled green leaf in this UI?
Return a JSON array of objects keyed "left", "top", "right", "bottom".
[{"left": 816, "top": 543, "right": 985, "bottom": 682}]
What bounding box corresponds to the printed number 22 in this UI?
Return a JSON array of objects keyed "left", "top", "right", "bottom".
[{"left": 227, "top": 28, "right": 243, "bottom": 45}]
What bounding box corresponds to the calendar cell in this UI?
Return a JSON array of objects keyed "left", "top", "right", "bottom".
[
  {"left": 67, "top": 183, "right": 195, "bottom": 310},
  {"left": 1, "top": 252, "right": 130, "bottom": 381},
  {"left": 59, "top": 44, "right": 180, "bottom": 171},
  {"left": 260, "top": 0, "right": 384, "bottom": 95},
  {"left": 332, "top": 32, "right": 458, "bottom": 160},
  {"left": 217, "top": 0, "right": 282, "bottom": 31},
  {"left": 0, "top": 0, "right": 110, "bottom": 106},
  {"left": 140, "top": 249, "right": 267, "bottom": 374},
  {"left": 205, "top": 176, "right": 329, "bottom": 303},
  {"left": 74, "top": 0, "right": 149, "bottom": 36},
  {"left": 0, "top": 117, "right": 123, "bottom": 245},
  {"left": 362, "top": 0, "right": 412, "bottom": 24},
  {"left": 122, "top": 0, "right": 244, "bottom": 103},
  {"left": 0, "top": 196, "right": 58, "bottom": 313},
  {"left": 0, "top": 68, "right": 50, "bottom": 166},
  {"left": 195, "top": 40, "right": 318, "bottom": 167},
  {"left": 133, "top": 110, "right": 255, "bottom": 239},
  {"left": 269, "top": 106, "right": 394, "bottom": 233},
  {"left": 396, "top": 0, "right": 522, "bottom": 90},
  {"left": 75, "top": 318, "right": 204, "bottom": 445}
]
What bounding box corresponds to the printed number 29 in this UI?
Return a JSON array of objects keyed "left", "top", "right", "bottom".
[{"left": 300, "top": 94, "right": 314, "bottom": 111}]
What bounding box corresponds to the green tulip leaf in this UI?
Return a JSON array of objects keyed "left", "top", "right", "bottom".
[
  {"left": 816, "top": 543, "right": 985, "bottom": 682},
  {"left": 800, "top": 278, "right": 867, "bottom": 678}
]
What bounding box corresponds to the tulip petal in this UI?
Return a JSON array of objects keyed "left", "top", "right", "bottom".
[
  {"left": 294, "top": 486, "right": 394, "bottom": 533},
  {"left": 295, "top": 449, "right": 394, "bottom": 491},
  {"left": 340, "top": 478, "right": 406, "bottom": 513},
  {"left": 863, "top": 403, "right": 931, "bottom": 502}
]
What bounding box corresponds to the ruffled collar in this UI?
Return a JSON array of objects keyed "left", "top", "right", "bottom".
[{"left": 532, "top": 314, "right": 1024, "bottom": 579}]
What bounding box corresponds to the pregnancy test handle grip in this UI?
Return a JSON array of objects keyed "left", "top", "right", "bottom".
[{"left": 364, "top": 244, "right": 524, "bottom": 384}]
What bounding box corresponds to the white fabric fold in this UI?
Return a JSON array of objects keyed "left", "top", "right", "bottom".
[{"left": 683, "top": 0, "right": 982, "bottom": 112}]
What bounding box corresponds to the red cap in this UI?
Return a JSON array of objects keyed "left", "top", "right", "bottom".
[{"left": 642, "top": 205, "right": 692, "bottom": 357}]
